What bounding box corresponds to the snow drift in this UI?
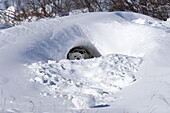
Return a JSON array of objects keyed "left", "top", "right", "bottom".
[
  {"left": 27, "top": 54, "right": 142, "bottom": 108},
  {"left": 0, "top": 12, "right": 170, "bottom": 113}
]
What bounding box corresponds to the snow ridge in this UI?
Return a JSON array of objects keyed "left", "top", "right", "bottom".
[{"left": 27, "top": 53, "right": 143, "bottom": 108}]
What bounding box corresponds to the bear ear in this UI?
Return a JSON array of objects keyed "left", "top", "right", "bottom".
[
  {"left": 67, "top": 53, "right": 72, "bottom": 59},
  {"left": 69, "top": 53, "right": 72, "bottom": 57}
]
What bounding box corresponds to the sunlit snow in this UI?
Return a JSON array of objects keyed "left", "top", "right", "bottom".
[{"left": 0, "top": 12, "right": 170, "bottom": 113}]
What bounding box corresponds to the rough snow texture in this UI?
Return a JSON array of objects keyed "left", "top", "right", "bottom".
[
  {"left": 27, "top": 54, "right": 142, "bottom": 108},
  {"left": 0, "top": 12, "right": 170, "bottom": 113}
]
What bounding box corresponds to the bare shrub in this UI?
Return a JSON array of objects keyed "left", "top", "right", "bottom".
[{"left": 0, "top": 0, "right": 170, "bottom": 26}]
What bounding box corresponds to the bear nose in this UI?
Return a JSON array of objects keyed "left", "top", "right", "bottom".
[{"left": 77, "top": 58, "right": 80, "bottom": 60}]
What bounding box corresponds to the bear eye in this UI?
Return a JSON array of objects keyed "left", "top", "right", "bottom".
[{"left": 74, "top": 56, "right": 77, "bottom": 58}]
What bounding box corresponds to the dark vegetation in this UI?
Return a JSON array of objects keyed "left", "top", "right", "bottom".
[{"left": 0, "top": 0, "right": 170, "bottom": 25}]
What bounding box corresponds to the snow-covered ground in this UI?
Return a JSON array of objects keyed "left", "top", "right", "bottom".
[
  {"left": 0, "top": 12, "right": 170, "bottom": 113},
  {"left": 27, "top": 54, "right": 142, "bottom": 109}
]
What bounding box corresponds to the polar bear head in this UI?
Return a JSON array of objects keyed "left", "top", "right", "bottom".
[
  {"left": 68, "top": 52, "right": 84, "bottom": 60},
  {"left": 68, "top": 48, "right": 91, "bottom": 60}
]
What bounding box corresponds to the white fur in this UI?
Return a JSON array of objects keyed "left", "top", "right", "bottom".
[
  {"left": 68, "top": 48, "right": 91, "bottom": 60},
  {"left": 69, "top": 52, "right": 84, "bottom": 60}
]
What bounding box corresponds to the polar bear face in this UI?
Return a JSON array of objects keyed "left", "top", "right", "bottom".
[
  {"left": 68, "top": 48, "right": 91, "bottom": 60},
  {"left": 69, "top": 52, "right": 84, "bottom": 60}
]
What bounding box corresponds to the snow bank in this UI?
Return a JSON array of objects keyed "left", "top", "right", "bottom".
[
  {"left": 0, "top": 12, "right": 160, "bottom": 63},
  {"left": 27, "top": 54, "right": 142, "bottom": 108},
  {"left": 0, "top": 12, "right": 170, "bottom": 113}
]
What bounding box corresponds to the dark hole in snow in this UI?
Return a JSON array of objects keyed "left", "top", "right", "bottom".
[
  {"left": 92, "top": 104, "right": 110, "bottom": 108},
  {"left": 43, "top": 80, "right": 48, "bottom": 83},
  {"left": 67, "top": 45, "right": 101, "bottom": 60},
  {"left": 49, "top": 81, "right": 56, "bottom": 85}
]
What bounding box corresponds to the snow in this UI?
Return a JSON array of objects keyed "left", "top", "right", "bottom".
[
  {"left": 71, "top": 94, "right": 96, "bottom": 109},
  {"left": 5, "top": 6, "right": 15, "bottom": 16},
  {"left": 26, "top": 54, "right": 142, "bottom": 108},
  {"left": 0, "top": 12, "right": 170, "bottom": 113}
]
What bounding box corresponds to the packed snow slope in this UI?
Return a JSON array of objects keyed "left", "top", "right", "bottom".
[{"left": 0, "top": 12, "right": 170, "bottom": 113}]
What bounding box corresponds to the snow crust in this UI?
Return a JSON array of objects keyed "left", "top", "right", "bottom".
[
  {"left": 0, "top": 12, "right": 170, "bottom": 113},
  {"left": 27, "top": 54, "right": 142, "bottom": 108}
]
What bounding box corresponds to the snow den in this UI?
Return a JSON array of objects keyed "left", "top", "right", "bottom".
[{"left": 67, "top": 45, "right": 101, "bottom": 60}]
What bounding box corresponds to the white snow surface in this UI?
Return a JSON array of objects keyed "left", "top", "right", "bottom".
[
  {"left": 27, "top": 54, "right": 142, "bottom": 108},
  {"left": 0, "top": 12, "right": 170, "bottom": 113}
]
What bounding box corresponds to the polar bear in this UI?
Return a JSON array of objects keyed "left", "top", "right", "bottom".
[
  {"left": 67, "top": 47, "right": 92, "bottom": 60},
  {"left": 68, "top": 52, "right": 84, "bottom": 60}
]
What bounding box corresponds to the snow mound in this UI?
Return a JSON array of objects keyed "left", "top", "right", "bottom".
[
  {"left": 27, "top": 53, "right": 143, "bottom": 108},
  {"left": 1, "top": 12, "right": 169, "bottom": 113},
  {"left": 71, "top": 94, "right": 96, "bottom": 109}
]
